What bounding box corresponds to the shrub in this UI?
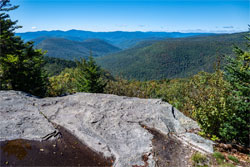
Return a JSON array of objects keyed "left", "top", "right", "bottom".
[
  {"left": 183, "top": 36, "right": 249, "bottom": 146},
  {"left": 191, "top": 152, "right": 208, "bottom": 167},
  {"left": 48, "top": 68, "right": 76, "bottom": 96},
  {"left": 213, "top": 152, "right": 225, "bottom": 164},
  {"left": 183, "top": 70, "right": 231, "bottom": 137}
]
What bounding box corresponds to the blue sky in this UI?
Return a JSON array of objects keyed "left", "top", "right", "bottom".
[{"left": 10, "top": 0, "right": 250, "bottom": 33}]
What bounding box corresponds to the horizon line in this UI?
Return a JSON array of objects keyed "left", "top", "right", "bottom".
[{"left": 15, "top": 29, "right": 248, "bottom": 34}]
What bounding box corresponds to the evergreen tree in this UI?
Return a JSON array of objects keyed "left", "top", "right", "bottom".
[
  {"left": 0, "top": 0, "right": 47, "bottom": 97},
  {"left": 222, "top": 30, "right": 250, "bottom": 146},
  {"left": 74, "top": 56, "right": 106, "bottom": 93}
]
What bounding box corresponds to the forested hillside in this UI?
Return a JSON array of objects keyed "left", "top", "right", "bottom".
[
  {"left": 35, "top": 37, "right": 120, "bottom": 60},
  {"left": 96, "top": 32, "right": 247, "bottom": 80},
  {"left": 43, "top": 56, "right": 76, "bottom": 76}
]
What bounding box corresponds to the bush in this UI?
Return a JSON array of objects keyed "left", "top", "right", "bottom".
[
  {"left": 183, "top": 33, "right": 249, "bottom": 146},
  {"left": 213, "top": 152, "right": 225, "bottom": 164},
  {"left": 191, "top": 152, "right": 208, "bottom": 167},
  {"left": 48, "top": 68, "right": 76, "bottom": 96},
  {"left": 183, "top": 70, "right": 231, "bottom": 138}
]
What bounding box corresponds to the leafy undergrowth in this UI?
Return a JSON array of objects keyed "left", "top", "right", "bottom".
[
  {"left": 191, "top": 152, "right": 209, "bottom": 167},
  {"left": 191, "top": 148, "right": 250, "bottom": 167},
  {"left": 212, "top": 146, "right": 250, "bottom": 167}
]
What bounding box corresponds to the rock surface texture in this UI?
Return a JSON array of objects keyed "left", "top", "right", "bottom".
[{"left": 0, "top": 91, "right": 214, "bottom": 167}]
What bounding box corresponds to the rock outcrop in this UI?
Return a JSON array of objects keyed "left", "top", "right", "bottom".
[{"left": 0, "top": 91, "right": 214, "bottom": 167}]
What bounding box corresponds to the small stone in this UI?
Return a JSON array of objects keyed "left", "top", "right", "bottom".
[
  {"left": 5, "top": 161, "right": 9, "bottom": 165},
  {"left": 40, "top": 148, "right": 44, "bottom": 152}
]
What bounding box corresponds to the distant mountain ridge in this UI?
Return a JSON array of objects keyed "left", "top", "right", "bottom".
[
  {"left": 16, "top": 29, "right": 215, "bottom": 49},
  {"left": 35, "top": 37, "right": 120, "bottom": 60},
  {"left": 96, "top": 32, "right": 247, "bottom": 80}
]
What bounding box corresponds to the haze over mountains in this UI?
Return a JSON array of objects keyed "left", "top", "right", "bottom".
[
  {"left": 34, "top": 37, "right": 120, "bottom": 60},
  {"left": 16, "top": 30, "right": 213, "bottom": 49},
  {"left": 16, "top": 30, "right": 247, "bottom": 80}
]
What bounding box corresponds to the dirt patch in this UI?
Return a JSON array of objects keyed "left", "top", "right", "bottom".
[
  {"left": 213, "top": 145, "right": 250, "bottom": 167},
  {"left": 0, "top": 126, "right": 114, "bottom": 166},
  {"left": 142, "top": 125, "right": 195, "bottom": 167}
]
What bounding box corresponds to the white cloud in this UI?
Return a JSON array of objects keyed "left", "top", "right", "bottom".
[{"left": 31, "top": 26, "right": 37, "bottom": 30}]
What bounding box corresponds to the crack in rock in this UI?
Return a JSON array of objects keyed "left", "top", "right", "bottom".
[{"left": 0, "top": 91, "right": 214, "bottom": 167}]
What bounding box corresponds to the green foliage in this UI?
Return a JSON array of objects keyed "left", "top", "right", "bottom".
[
  {"left": 104, "top": 57, "right": 248, "bottom": 146},
  {"left": 0, "top": 0, "right": 47, "bottom": 97},
  {"left": 183, "top": 70, "right": 231, "bottom": 137},
  {"left": 191, "top": 152, "right": 208, "bottom": 167},
  {"left": 74, "top": 56, "right": 106, "bottom": 93},
  {"left": 227, "top": 155, "right": 239, "bottom": 163},
  {"left": 96, "top": 32, "right": 247, "bottom": 80},
  {"left": 104, "top": 66, "right": 248, "bottom": 146},
  {"left": 213, "top": 152, "right": 225, "bottom": 164},
  {"left": 35, "top": 38, "right": 120, "bottom": 60},
  {"left": 219, "top": 163, "right": 235, "bottom": 167},
  {"left": 104, "top": 78, "right": 188, "bottom": 109},
  {"left": 212, "top": 152, "right": 238, "bottom": 167},
  {"left": 211, "top": 135, "right": 220, "bottom": 142},
  {"left": 48, "top": 68, "right": 76, "bottom": 97},
  {"left": 43, "top": 56, "right": 76, "bottom": 76},
  {"left": 47, "top": 58, "right": 112, "bottom": 96},
  {"left": 105, "top": 78, "right": 156, "bottom": 98},
  {"left": 222, "top": 33, "right": 250, "bottom": 146}
]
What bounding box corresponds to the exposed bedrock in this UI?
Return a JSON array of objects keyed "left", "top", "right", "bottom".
[{"left": 0, "top": 90, "right": 214, "bottom": 167}]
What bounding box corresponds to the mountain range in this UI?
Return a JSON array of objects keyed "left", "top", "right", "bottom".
[
  {"left": 16, "top": 30, "right": 213, "bottom": 49},
  {"left": 16, "top": 30, "right": 247, "bottom": 80},
  {"left": 34, "top": 37, "right": 120, "bottom": 60},
  {"left": 96, "top": 32, "right": 247, "bottom": 80}
]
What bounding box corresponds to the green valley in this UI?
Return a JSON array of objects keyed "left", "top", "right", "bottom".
[{"left": 96, "top": 32, "right": 247, "bottom": 80}]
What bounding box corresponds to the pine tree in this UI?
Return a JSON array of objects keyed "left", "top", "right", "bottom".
[
  {"left": 0, "top": 0, "right": 48, "bottom": 97},
  {"left": 74, "top": 56, "right": 106, "bottom": 93},
  {"left": 222, "top": 30, "right": 250, "bottom": 146}
]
